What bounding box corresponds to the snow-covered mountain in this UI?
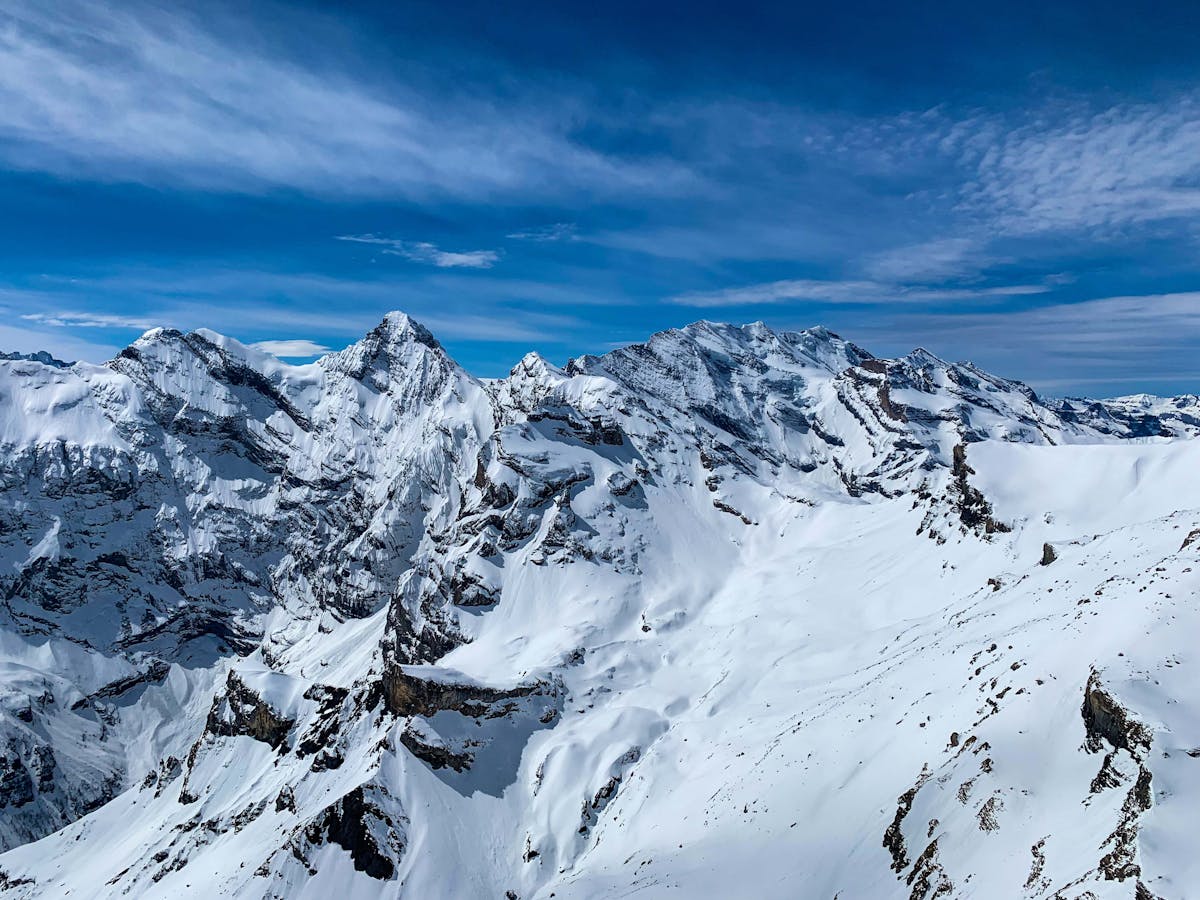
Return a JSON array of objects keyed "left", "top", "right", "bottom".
[{"left": 0, "top": 314, "right": 1196, "bottom": 899}]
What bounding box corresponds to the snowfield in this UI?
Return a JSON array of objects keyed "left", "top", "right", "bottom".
[{"left": 0, "top": 314, "right": 1196, "bottom": 899}]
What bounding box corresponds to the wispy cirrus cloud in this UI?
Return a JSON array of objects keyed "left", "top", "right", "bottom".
[
  {"left": 336, "top": 235, "right": 500, "bottom": 268},
  {"left": 5, "top": 0, "right": 1200, "bottom": 259},
  {"left": 966, "top": 291, "right": 1200, "bottom": 352},
  {"left": 589, "top": 91, "right": 1200, "bottom": 265},
  {"left": 250, "top": 339, "right": 332, "bottom": 358},
  {"left": 507, "top": 223, "right": 578, "bottom": 242},
  {"left": 668, "top": 278, "right": 1051, "bottom": 308},
  {"left": 412, "top": 310, "right": 583, "bottom": 343},
  {"left": 809, "top": 92, "right": 1200, "bottom": 239},
  {"left": 21, "top": 311, "right": 162, "bottom": 329},
  {"left": 0, "top": 1, "right": 689, "bottom": 199},
  {"left": 862, "top": 238, "right": 999, "bottom": 283},
  {"left": 949, "top": 96, "right": 1200, "bottom": 235}
]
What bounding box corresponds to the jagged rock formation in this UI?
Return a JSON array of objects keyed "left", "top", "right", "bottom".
[
  {"left": 0, "top": 314, "right": 1196, "bottom": 898},
  {"left": 0, "top": 352, "right": 69, "bottom": 368},
  {"left": 1054, "top": 393, "right": 1200, "bottom": 439}
]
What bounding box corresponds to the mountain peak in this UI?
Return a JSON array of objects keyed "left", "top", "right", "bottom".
[
  {"left": 372, "top": 311, "right": 440, "bottom": 350},
  {"left": 510, "top": 350, "right": 562, "bottom": 377},
  {"left": 131, "top": 326, "right": 183, "bottom": 346},
  {"left": 903, "top": 347, "right": 949, "bottom": 368},
  {"left": 320, "top": 310, "right": 468, "bottom": 396}
]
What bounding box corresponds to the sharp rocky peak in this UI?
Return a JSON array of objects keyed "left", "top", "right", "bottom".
[
  {"left": 510, "top": 350, "right": 562, "bottom": 378},
  {"left": 320, "top": 312, "right": 461, "bottom": 389},
  {"left": 369, "top": 311, "right": 441, "bottom": 350}
]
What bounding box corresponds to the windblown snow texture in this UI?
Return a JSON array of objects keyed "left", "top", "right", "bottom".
[{"left": 0, "top": 314, "right": 1196, "bottom": 898}]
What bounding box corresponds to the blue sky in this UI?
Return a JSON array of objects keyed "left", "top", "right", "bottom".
[{"left": 2, "top": 0, "right": 1200, "bottom": 396}]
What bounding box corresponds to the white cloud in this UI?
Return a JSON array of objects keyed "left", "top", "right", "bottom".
[
  {"left": 0, "top": 1, "right": 689, "bottom": 198},
  {"left": 336, "top": 235, "right": 500, "bottom": 268},
  {"left": 3, "top": 0, "right": 1200, "bottom": 255},
  {"left": 945, "top": 97, "right": 1200, "bottom": 234},
  {"left": 250, "top": 339, "right": 331, "bottom": 357},
  {"left": 904, "top": 284, "right": 1052, "bottom": 301},
  {"left": 988, "top": 291, "right": 1200, "bottom": 350},
  {"left": 670, "top": 279, "right": 878, "bottom": 307},
  {"left": 394, "top": 243, "right": 500, "bottom": 269},
  {"left": 622, "top": 92, "right": 1200, "bottom": 257},
  {"left": 863, "top": 238, "right": 997, "bottom": 283},
  {"left": 668, "top": 278, "right": 1050, "bottom": 308},
  {"left": 507, "top": 223, "right": 578, "bottom": 242},
  {"left": 21, "top": 311, "right": 162, "bottom": 329}
]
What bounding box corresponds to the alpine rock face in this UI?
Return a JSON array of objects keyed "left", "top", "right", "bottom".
[{"left": 0, "top": 314, "right": 1196, "bottom": 899}]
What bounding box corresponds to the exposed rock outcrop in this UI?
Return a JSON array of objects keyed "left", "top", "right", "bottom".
[
  {"left": 381, "top": 669, "right": 542, "bottom": 720},
  {"left": 204, "top": 673, "right": 295, "bottom": 750},
  {"left": 287, "top": 785, "right": 406, "bottom": 880}
]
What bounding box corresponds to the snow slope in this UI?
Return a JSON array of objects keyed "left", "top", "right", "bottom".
[{"left": 0, "top": 316, "right": 1195, "bottom": 899}]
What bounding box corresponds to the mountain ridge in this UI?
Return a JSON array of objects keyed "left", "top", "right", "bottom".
[{"left": 0, "top": 312, "right": 1196, "bottom": 898}]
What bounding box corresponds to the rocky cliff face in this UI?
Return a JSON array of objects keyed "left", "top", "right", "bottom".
[{"left": 0, "top": 314, "right": 1197, "bottom": 898}]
